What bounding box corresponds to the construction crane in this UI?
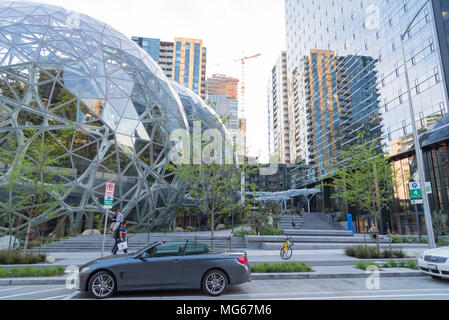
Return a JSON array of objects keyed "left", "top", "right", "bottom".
[{"left": 209, "top": 53, "right": 261, "bottom": 157}]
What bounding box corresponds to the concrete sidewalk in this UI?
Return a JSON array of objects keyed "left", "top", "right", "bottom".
[
  {"left": 0, "top": 265, "right": 423, "bottom": 286},
  {"left": 1, "top": 247, "right": 427, "bottom": 268}
]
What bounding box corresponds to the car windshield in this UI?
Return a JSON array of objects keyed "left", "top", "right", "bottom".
[
  {"left": 135, "top": 242, "right": 160, "bottom": 255},
  {"left": 137, "top": 241, "right": 210, "bottom": 258}
]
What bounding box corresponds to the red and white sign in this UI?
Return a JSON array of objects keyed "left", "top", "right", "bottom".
[{"left": 103, "top": 183, "right": 115, "bottom": 209}]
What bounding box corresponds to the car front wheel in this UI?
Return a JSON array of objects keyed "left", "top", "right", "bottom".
[
  {"left": 88, "top": 271, "right": 116, "bottom": 299},
  {"left": 202, "top": 269, "right": 228, "bottom": 297}
]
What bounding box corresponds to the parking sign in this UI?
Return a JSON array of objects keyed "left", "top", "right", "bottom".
[
  {"left": 409, "top": 182, "right": 422, "bottom": 200},
  {"left": 103, "top": 183, "right": 115, "bottom": 209}
]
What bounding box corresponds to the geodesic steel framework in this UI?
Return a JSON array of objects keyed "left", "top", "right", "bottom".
[{"left": 0, "top": 1, "right": 191, "bottom": 235}]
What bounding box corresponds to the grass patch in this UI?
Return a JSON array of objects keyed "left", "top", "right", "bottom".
[
  {"left": 391, "top": 236, "right": 428, "bottom": 244},
  {"left": 356, "top": 261, "right": 380, "bottom": 270},
  {"left": 345, "top": 246, "right": 407, "bottom": 259},
  {"left": 356, "top": 260, "right": 418, "bottom": 271},
  {"left": 0, "top": 251, "right": 47, "bottom": 265},
  {"left": 381, "top": 260, "right": 418, "bottom": 270},
  {"left": 251, "top": 262, "right": 312, "bottom": 273},
  {"left": 0, "top": 266, "right": 65, "bottom": 278}
]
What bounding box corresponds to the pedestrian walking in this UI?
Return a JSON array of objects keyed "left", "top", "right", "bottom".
[
  {"left": 114, "top": 209, "right": 123, "bottom": 230},
  {"left": 112, "top": 220, "right": 128, "bottom": 255}
]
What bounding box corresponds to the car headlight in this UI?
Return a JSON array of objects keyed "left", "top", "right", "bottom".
[{"left": 80, "top": 267, "right": 91, "bottom": 273}]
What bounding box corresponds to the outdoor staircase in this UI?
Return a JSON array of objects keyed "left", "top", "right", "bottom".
[
  {"left": 30, "top": 233, "right": 246, "bottom": 253},
  {"left": 277, "top": 215, "right": 305, "bottom": 231}
]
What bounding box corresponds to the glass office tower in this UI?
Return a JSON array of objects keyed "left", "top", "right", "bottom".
[{"left": 285, "top": 0, "right": 449, "bottom": 234}]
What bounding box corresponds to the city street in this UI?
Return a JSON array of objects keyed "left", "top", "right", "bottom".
[
  {"left": 0, "top": 285, "right": 77, "bottom": 300},
  {"left": 72, "top": 277, "right": 449, "bottom": 300},
  {"left": 3, "top": 277, "right": 446, "bottom": 301}
]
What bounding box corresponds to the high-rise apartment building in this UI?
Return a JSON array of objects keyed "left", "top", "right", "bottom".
[
  {"left": 132, "top": 37, "right": 174, "bottom": 78},
  {"left": 268, "top": 52, "right": 291, "bottom": 164},
  {"left": 132, "top": 36, "right": 207, "bottom": 99},
  {"left": 295, "top": 50, "right": 381, "bottom": 179},
  {"left": 285, "top": 0, "right": 449, "bottom": 234},
  {"left": 206, "top": 74, "right": 245, "bottom": 159},
  {"left": 173, "top": 38, "right": 207, "bottom": 99}
]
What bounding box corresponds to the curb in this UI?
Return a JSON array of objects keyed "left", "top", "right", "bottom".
[
  {"left": 0, "top": 270, "right": 424, "bottom": 286},
  {"left": 0, "top": 277, "right": 68, "bottom": 286}
]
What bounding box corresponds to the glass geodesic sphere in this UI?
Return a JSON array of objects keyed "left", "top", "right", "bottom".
[
  {"left": 170, "top": 80, "right": 235, "bottom": 164},
  {"left": 0, "top": 1, "right": 189, "bottom": 232}
]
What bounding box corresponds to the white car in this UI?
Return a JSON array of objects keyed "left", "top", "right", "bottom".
[{"left": 418, "top": 246, "right": 449, "bottom": 280}]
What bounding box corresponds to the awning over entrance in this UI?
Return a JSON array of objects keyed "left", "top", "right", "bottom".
[{"left": 242, "top": 189, "right": 321, "bottom": 213}]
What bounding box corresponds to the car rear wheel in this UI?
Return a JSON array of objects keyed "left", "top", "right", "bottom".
[
  {"left": 202, "top": 269, "right": 228, "bottom": 297},
  {"left": 88, "top": 271, "right": 116, "bottom": 299}
]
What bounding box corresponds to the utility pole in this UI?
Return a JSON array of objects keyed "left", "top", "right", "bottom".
[{"left": 400, "top": 0, "right": 436, "bottom": 248}]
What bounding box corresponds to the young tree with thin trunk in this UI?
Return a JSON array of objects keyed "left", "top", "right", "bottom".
[{"left": 329, "top": 135, "right": 393, "bottom": 253}]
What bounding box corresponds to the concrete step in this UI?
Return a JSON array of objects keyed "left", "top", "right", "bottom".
[{"left": 283, "top": 230, "right": 354, "bottom": 237}]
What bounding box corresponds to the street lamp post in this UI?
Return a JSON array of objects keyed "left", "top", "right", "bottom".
[{"left": 400, "top": 0, "right": 436, "bottom": 248}]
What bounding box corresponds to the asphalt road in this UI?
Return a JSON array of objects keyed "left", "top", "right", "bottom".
[
  {"left": 71, "top": 276, "right": 449, "bottom": 300},
  {"left": 0, "top": 285, "right": 77, "bottom": 300},
  {"left": 1, "top": 276, "right": 449, "bottom": 300}
]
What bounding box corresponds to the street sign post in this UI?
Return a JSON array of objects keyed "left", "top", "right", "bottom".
[
  {"left": 409, "top": 182, "right": 426, "bottom": 241},
  {"left": 102, "top": 183, "right": 115, "bottom": 257},
  {"left": 103, "top": 182, "right": 115, "bottom": 209},
  {"left": 409, "top": 182, "right": 422, "bottom": 200}
]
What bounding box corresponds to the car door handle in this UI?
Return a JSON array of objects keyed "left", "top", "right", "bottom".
[{"left": 174, "top": 259, "right": 181, "bottom": 264}]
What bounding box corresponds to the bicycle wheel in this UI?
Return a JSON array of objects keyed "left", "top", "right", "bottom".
[{"left": 280, "top": 246, "right": 293, "bottom": 260}]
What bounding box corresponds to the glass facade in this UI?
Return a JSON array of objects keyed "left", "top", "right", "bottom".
[
  {"left": 0, "top": 1, "right": 191, "bottom": 234},
  {"left": 285, "top": 0, "right": 449, "bottom": 233},
  {"left": 131, "top": 37, "right": 161, "bottom": 63},
  {"left": 170, "top": 80, "right": 234, "bottom": 165},
  {"left": 440, "top": 0, "right": 449, "bottom": 49}
]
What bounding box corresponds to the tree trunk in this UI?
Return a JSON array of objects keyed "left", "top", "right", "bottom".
[
  {"left": 211, "top": 210, "right": 215, "bottom": 250},
  {"left": 23, "top": 219, "right": 32, "bottom": 255},
  {"left": 373, "top": 163, "right": 381, "bottom": 254},
  {"left": 8, "top": 214, "right": 13, "bottom": 252}
]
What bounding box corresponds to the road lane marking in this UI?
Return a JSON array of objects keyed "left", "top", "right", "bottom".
[
  {"left": 277, "top": 293, "right": 449, "bottom": 300},
  {"left": 40, "top": 295, "right": 71, "bottom": 301},
  {"left": 63, "top": 291, "right": 80, "bottom": 300},
  {"left": 0, "top": 287, "right": 68, "bottom": 300},
  {"left": 109, "top": 288, "right": 449, "bottom": 300},
  {"left": 0, "top": 287, "right": 22, "bottom": 293}
]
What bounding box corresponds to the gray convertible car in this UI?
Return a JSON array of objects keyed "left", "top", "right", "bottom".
[{"left": 78, "top": 241, "right": 251, "bottom": 299}]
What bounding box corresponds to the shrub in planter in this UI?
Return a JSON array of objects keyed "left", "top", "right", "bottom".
[
  {"left": 233, "top": 230, "right": 257, "bottom": 237},
  {"left": 356, "top": 261, "right": 380, "bottom": 270},
  {"left": 251, "top": 262, "right": 312, "bottom": 273},
  {"left": 0, "top": 251, "right": 46, "bottom": 265},
  {"left": 345, "top": 246, "right": 406, "bottom": 259}
]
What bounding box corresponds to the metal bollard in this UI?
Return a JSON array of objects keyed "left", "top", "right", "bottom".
[{"left": 229, "top": 235, "right": 232, "bottom": 252}]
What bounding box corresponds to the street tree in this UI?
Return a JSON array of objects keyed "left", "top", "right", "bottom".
[
  {"left": 166, "top": 162, "right": 258, "bottom": 249},
  {"left": 329, "top": 135, "right": 393, "bottom": 253}
]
